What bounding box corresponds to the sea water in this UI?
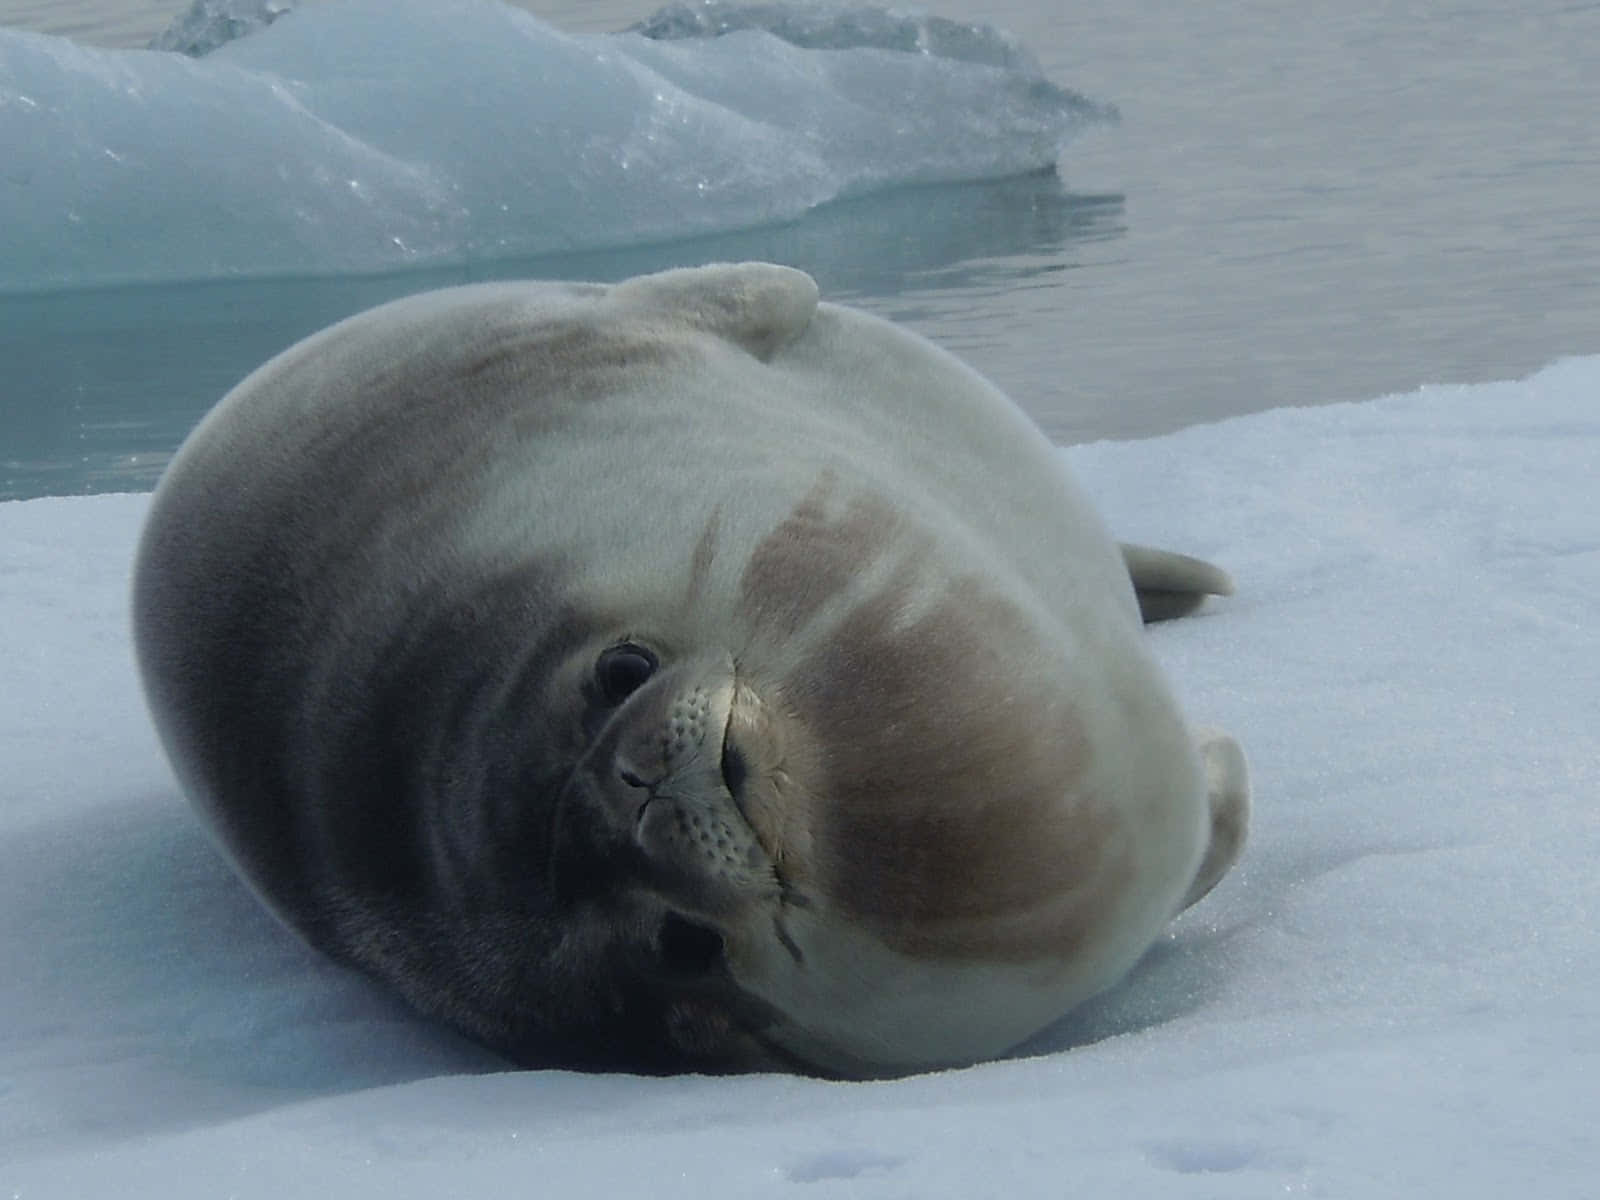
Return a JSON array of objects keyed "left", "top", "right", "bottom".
[{"left": 1, "top": 0, "right": 1596, "bottom": 500}]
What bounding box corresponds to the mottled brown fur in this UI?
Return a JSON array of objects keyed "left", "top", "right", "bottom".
[
  {"left": 735, "top": 477, "right": 1120, "bottom": 963},
  {"left": 737, "top": 473, "right": 901, "bottom": 638}
]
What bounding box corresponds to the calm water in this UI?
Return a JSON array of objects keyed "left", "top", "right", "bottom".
[{"left": 3, "top": 0, "right": 1597, "bottom": 500}]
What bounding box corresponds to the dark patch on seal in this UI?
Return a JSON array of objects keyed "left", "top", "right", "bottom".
[
  {"left": 237, "top": 552, "right": 592, "bottom": 924},
  {"left": 738, "top": 473, "right": 903, "bottom": 637},
  {"left": 325, "top": 887, "right": 788, "bottom": 1075},
  {"left": 157, "top": 527, "right": 795, "bottom": 1074}
]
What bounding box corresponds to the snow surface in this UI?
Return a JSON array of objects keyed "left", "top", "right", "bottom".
[
  {"left": 0, "top": 0, "right": 1107, "bottom": 292},
  {"left": 3, "top": 358, "right": 1598, "bottom": 1195}
]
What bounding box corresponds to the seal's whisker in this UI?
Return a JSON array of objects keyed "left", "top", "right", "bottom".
[{"left": 774, "top": 915, "right": 805, "bottom": 965}]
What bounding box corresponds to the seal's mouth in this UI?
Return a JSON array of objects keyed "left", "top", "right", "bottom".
[
  {"left": 551, "top": 654, "right": 785, "bottom": 918},
  {"left": 657, "top": 910, "right": 725, "bottom": 976}
]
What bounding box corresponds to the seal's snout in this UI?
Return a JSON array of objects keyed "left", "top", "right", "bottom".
[
  {"left": 575, "top": 656, "right": 776, "bottom": 918},
  {"left": 601, "top": 664, "right": 732, "bottom": 823}
]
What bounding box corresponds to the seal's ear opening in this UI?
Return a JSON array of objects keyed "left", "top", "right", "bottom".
[
  {"left": 608, "top": 262, "right": 820, "bottom": 362},
  {"left": 658, "top": 912, "right": 725, "bottom": 976}
]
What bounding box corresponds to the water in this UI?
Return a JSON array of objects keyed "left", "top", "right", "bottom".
[{"left": 2, "top": 0, "right": 1597, "bottom": 500}]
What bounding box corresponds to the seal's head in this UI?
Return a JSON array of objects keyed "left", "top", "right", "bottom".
[{"left": 541, "top": 486, "right": 1207, "bottom": 1078}]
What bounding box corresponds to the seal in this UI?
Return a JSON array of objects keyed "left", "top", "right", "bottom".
[{"left": 133, "top": 262, "right": 1247, "bottom": 1078}]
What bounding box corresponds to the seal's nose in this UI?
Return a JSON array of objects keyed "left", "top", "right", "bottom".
[
  {"left": 577, "top": 654, "right": 740, "bottom": 833},
  {"left": 609, "top": 673, "right": 724, "bottom": 809},
  {"left": 719, "top": 741, "right": 748, "bottom": 804},
  {"left": 553, "top": 653, "right": 773, "bottom": 917}
]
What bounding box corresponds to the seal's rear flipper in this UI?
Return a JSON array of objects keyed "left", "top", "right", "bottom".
[
  {"left": 1121, "top": 543, "right": 1235, "bottom": 623},
  {"left": 1177, "top": 730, "right": 1250, "bottom": 912}
]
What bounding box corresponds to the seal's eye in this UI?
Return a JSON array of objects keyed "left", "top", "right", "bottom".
[{"left": 595, "top": 642, "right": 658, "bottom": 705}]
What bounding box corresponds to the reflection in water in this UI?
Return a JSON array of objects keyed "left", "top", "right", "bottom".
[{"left": 0, "top": 171, "right": 1122, "bottom": 502}]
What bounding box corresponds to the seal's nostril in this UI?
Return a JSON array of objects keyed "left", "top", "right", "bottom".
[
  {"left": 620, "top": 769, "right": 651, "bottom": 789},
  {"left": 721, "top": 742, "right": 748, "bottom": 800}
]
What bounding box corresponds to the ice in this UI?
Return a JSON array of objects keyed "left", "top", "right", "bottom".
[
  {"left": 0, "top": 0, "right": 1109, "bottom": 292},
  {"left": 2, "top": 356, "right": 1595, "bottom": 1194},
  {"left": 627, "top": 1, "right": 1043, "bottom": 71},
  {"left": 153, "top": 0, "right": 1048, "bottom": 69},
  {"left": 147, "top": 0, "right": 298, "bottom": 56}
]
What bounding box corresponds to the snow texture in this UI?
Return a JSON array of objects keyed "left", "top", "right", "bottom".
[
  {"left": 0, "top": 0, "right": 1108, "bottom": 292},
  {"left": 2, "top": 356, "right": 1596, "bottom": 1195}
]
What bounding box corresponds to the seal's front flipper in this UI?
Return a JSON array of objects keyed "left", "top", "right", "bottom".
[
  {"left": 1121, "top": 543, "right": 1235, "bottom": 623},
  {"left": 1177, "top": 729, "right": 1250, "bottom": 912}
]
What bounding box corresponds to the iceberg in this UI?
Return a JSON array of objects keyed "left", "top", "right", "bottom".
[
  {"left": 147, "top": 0, "right": 299, "bottom": 56},
  {"left": 0, "top": 172, "right": 1122, "bottom": 504},
  {"left": 627, "top": 1, "right": 1043, "bottom": 71},
  {"left": 0, "top": 0, "right": 1112, "bottom": 292}
]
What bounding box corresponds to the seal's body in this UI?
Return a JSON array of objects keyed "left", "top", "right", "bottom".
[{"left": 133, "top": 263, "right": 1246, "bottom": 1077}]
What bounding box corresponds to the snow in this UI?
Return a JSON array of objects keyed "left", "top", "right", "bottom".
[
  {"left": 2, "top": 354, "right": 1595, "bottom": 1194},
  {"left": 0, "top": 0, "right": 1108, "bottom": 292}
]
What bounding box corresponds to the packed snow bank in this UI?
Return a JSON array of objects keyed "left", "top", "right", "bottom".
[
  {"left": 2, "top": 359, "right": 1596, "bottom": 1195},
  {"left": 0, "top": 0, "right": 1109, "bottom": 292}
]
